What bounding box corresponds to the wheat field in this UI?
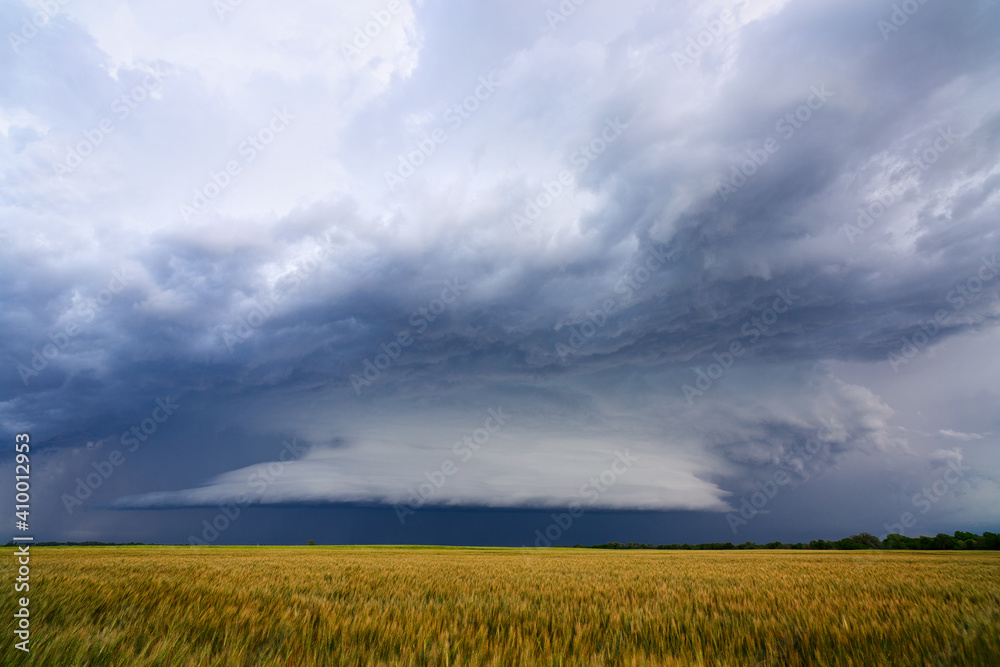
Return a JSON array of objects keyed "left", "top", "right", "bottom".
[{"left": 2, "top": 546, "right": 998, "bottom": 666}]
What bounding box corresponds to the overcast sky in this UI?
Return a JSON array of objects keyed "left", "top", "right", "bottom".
[{"left": 1, "top": 0, "right": 998, "bottom": 546}]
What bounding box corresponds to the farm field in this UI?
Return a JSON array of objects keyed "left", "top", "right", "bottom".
[{"left": 2, "top": 546, "right": 998, "bottom": 666}]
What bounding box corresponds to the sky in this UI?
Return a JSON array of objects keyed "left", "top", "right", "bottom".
[{"left": 1, "top": 0, "right": 999, "bottom": 547}]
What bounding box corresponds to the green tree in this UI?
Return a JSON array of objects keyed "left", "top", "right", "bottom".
[
  {"left": 932, "top": 533, "right": 956, "bottom": 550},
  {"left": 882, "top": 533, "right": 905, "bottom": 550},
  {"left": 850, "top": 532, "right": 882, "bottom": 549}
]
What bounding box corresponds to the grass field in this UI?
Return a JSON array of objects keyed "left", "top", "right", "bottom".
[{"left": 2, "top": 546, "right": 998, "bottom": 666}]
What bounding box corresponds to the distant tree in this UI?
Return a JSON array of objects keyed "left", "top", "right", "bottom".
[
  {"left": 932, "top": 533, "right": 956, "bottom": 550},
  {"left": 881, "top": 533, "right": 905, "bottom": 550},
  {"left": 582, "top": 531, "right": 999, "bottom": 551},
  {"left": 850, "top": 533, "right": 882, "bottom": 549},
  {"left": 307, "top": 539, "right": 315, "bottom": 546}
]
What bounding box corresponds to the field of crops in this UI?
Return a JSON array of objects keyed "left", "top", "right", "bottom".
[{"left": 2, "top": 546, "right": 998, "bottom": 666}]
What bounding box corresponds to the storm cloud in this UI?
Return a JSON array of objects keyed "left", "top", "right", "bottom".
[{"left": 1, "top": 0, "right": 998, "bottom": 544}]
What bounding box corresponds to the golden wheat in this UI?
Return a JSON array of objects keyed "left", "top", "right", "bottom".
[{"left": 1, "top": 546, "right": 998, "bottom": 666}]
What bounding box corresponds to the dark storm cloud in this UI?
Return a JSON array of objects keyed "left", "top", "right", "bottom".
[{"left": 1, "top": 0, "right": 998, "bottom": 538}]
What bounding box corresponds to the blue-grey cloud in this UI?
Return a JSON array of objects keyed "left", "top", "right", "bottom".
[{"left": 2, "top": 0, "right": 999, "bottom": 542}]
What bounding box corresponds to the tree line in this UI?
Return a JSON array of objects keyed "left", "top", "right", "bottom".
[{"left": 583, "top": 531, "right": 1000, "bottom": 551}]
